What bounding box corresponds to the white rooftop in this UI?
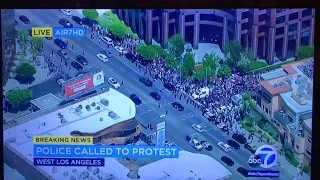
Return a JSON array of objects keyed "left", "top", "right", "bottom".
[
  {"left": 30, "top": 93, "right": 61, "bottom": 110},
  {"left": 138, "top": 151, "right": 232, "bottom": 180},
  {"left": 261, "top": 68, "right": 287, "bottom": 80}
]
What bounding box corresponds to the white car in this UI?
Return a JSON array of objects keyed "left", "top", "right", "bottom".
[
  {"left": 61, "top": 9, "right": 72, "bottom": 16},
  {"left": 192, "top": 124, "right": 204, "bottom": 133},
  {"left": 217, "top": 142, "right": 232, "bottom": 152},
  {"left": 108, "top": 78, "right": 120, "bottom": 89},
  {"left": 56, "top": 79, "right": 65, "bottom": 86},
  {"left": 164, "top": 141, "right": 176, "bottom": 146},
  {"left": 97, "top": 53, "right": 108, "bottom": 62},
  {"left": 187, "top": 138, "right": 203, "bottom": 151},
  {"left": 217, "top": 123, "right": 227, "bottom": 131},
  {"left": 102, "top": 36, "right": 113, "bottom": 45},
  {"left": 114, "top": 46, "right": 127, "bottom": 54}
]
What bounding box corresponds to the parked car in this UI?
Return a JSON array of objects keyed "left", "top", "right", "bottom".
[
  {"left": 217, "top": 123, "right": 228, "bottom": 132},
  {"left": 115, "top": 46, "right": 127, "bottom": 54},
  {"left": 102, "top": 36, "right": 113, "bottom": 45},
  {"left": 71, "top": 61, "right": 83, "bottom": 71},
  {"left": 232, "top": 133, "right": 247, "bottom": 144},
  {"left": 221, "top": 156, "right": 234, "bottom": 166},
  {"left": 71, "top": 16, "right": 82, "bottom": 25},
  {"left": 76, "top": 55, "right": 89, "bottom": 66},
  {"left": 19, "top": 15, "right": 30, "bottom": 24},
  {"left": 201, "top": 141, "right": 213, "bottom": 151},
  {"left": 244, "top": 143, "right": 256, "bottom": 154},
  {"left": 149, "top": 92, "right": 161, "bottom": 100},
  {"left": 54, "top": 38, "right": 67, "bottom": 49},
  {"left": 217, "top": 142, "right": 232, "bottom": 152},
  {"left": 60, "top": 9, "right": 72, "bottom": 16},
  {"left": 192, "top": 124, "right": 205, "bottom": 133},
  {"left": 108, "top": 78, "right": 120, "bottom": 89},
  {"left": 164, "top": 141, "right": 177, "bottom": 146},
  {"left": 57, "top": 50, "right": 70, "bottom": 60},
  {"left": 97, "top": 53, "right": 108, "bottom": 62},
  {"left": 130, "top": 94, "right": 142, "bottom": 105},
  {"left": 202, "top": 110, "right": 215, "bottom": 122},
  {"left": 139, "top": 77, "right": 153, "bottom": 87},
  {"left": 59, "top": 18, "right": 73, "bottom": 28},
  {"left": 227, "top": 140, "right": 240, "bottom": 149},
  {"left": 171, "top": 102, "right": 184, "bottom": 111},
  {"left": 164, "top": 83, "right": 175, "bottom": 91},
  {"left": 237, "top": 167, "right": 248, "bottom": 177},
  {"left": 125, "top": 53, "right": 137, "bottom": 62},
  {"left": 185, "top": 136, "right": 203, "bottom": 151},
  {"left": 101, "top": 50, "right": 112, "bottom": 58}
]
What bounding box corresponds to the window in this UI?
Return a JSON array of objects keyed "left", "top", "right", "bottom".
[
  {"left": 306, "top": 148, "right": 312, "bottom": 156},
  {"left": 276, "top": 16, "right": 285, "bottom": 24},
  {"left": 302, "top": 9, "right": 312, "bottom": 17},
  {"left": 227, "top": 20, "right": 235, "bottom": 29},
  {"left": 302, "top": 20, "right": 311, "bottom": 28},
  {"left": 185, "top": 14, "right": 194, "bottom": 22},
  {"left": 276, "top": 9, "right": 286, "bottom": 13},
  {"left": 288, "top": 34, "right": 296, "bottom": 41},
  {"left": 276, "top": 27, "right": 284, "bottom": 35},
  {"left": 302, "top": 31, "right": 310, "bottom": 38},
  {"left": 200, "top": 14, "right": 223, "bottom": 23},
  {"left": 241, "top": 11, "right": 252, "bottom": 20},
  {"left": 296, "top": 145, "right": 299, "bottom": 150},
  {"left": 307, "top": 136, "right": 312, "bottom": 143},
  {"left": 288, "top": 115, "right": 294, "bottom": 122},
  {"left": 289, "top": 12, "right": 298, "bottom": 21},
  {"left": 152, "top": 9, "right": 162, "bottom": 17},
  {"left": 169, "top": 12, "right": 176, "bottom": 20},
  {"left": 289, "top": 23, "right": 298, "bottom": 32}
]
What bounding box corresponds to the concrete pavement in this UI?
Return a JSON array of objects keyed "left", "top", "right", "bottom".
[{"left": 12, "top": 9, "right": 296, "bottom": 180}]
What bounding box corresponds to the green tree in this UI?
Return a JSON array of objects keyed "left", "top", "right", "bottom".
[
  {"left": 137, "top": 45, "right": 157, "bottom": 60},
  {"left": 150, "top": 45, "right": 167, "bottom": 58},
  {"left": 82, "top": 9, "right": 99, "bottom": 20},
  {"left": 217, "top": 64, "right": 232, "bottom": 78},
  {"left": 6, "top": 88, "right": 33, "bottom": 107},
  {"left": 167, "top": 34, "right": 185, "bottom": 59},
  {"left": 193, "top": 65, "right": 206, "bottom": 80},
  {"left": 295, "top": 46, "right": 314, "bottom": 60},
  {"left": 15, "top": 63, "right": 36, "bottom": 78},
  {"left": 18, "top": 29, "right": 29, "bottom": 43},
  {"left": 182, "top": 53, "right": 195, "bottom": 77},
  {"left": 108, "top": 21, "right": 127, "bottom": 38},
  {"left": 237, "top": 52, "right": 251, "bottom": 73},
  {"left": 30, "top": 37, "right": 43, "bottom": 58},
  {"left": 202, "top": 53, "right": 218, "bottom": 78},
  {"left": 223, "top": 40, "right": 244, "bottom": 69},
  {"left": 165, "top": 53, "right": 179, "bottom": 69},
  {"left": 97, "top": 17, "right": 109, "bottom": 28}
]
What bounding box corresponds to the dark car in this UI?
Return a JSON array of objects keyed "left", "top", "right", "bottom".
[
  {"left": 130, "top": 94, "right": 142, "bottom": 105},
  {"left": 139, "top": 77, "right": 153, "bottom": 87},
  {"left": 232, "top": 133, "right": 247, "bottom": 144},
  {"left": 237, "top": 167, "right": 248, "bottom": 177},
  {"left": 71, "top": 16, "right": 82, "bottom": 25},
  {"left": 101, "top": 50, "right": 112, "bottom": 58},
  {"left": 125, "top": 53, "right": 137, "bottom": 62},
  {"left": 57, "top": 50, "right": 70, "bottom": 60},
  {"left": 221, "top": 156, "right": 234, "bottom": 166},
  {"left": 150, "top": 92, "right": 161, "bottom": 100},
  {"left": 81, "top": 17, "right": 98, "bottom": 27},
  {"left": 71, "top": 61, "right": 83, "bottom": 71},
  {"left": 76, "top": 55, "right": 89, "bottom": 66},
  {"left": 19, "top": 15, "right": 30, "bottom": 24},
  {"left": 227, "top": 140, "right": 240, "bottom": 149},
  {"left": 59, "top": 18, "right": 73, "bottom": 28},
  {"left": 201, "top": 141, "right": 213, "bottom": 151},
  {"left": 164, "top": 83, "right": 175, "bottom": 91},
  {"left": 244, "top": 143, "right": 256, "bottom": 154},
  {"left": 172, "top": 102, "right": 184, "bottom": 111},
  {"left": 54, "top": 38, "right": 67, "bottom": 49}
]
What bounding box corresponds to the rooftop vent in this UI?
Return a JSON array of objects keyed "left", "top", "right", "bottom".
[{"left": 100, "top": 98, "right": 109, "bottom": 106}]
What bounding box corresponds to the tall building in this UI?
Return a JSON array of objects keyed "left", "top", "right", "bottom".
[
  {"left": 113, "top": 9, "right": 314, "bottom": 64},
  {"left": 1, "top": 9, "right": 16, "bottom": 84}
]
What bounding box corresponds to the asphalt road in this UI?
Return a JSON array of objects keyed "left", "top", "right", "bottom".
[{"left": 14, "top": 9, "right": 293, "bottom": 180}]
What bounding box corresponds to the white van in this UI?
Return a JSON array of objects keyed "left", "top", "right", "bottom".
[
  {"left": 102, "top": 36, "right": 113, "bottom": 45},
  {"left": 192, "top": 87, "right": 209, "bottom": 99},
  {"left": 218, "top": 142, "right": 232, "bottom": 152}
]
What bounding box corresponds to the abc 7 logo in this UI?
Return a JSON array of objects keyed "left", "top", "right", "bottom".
[{"left": 248, "top": 154, "right": 262, "bottom": 167}]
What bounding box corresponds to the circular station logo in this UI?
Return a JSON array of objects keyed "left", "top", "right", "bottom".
[
  {"left": 96, "top": 74, "right": 102, "bottom": 80},
  {"left": 248, "top": 144, "right": 278, "bottom": 168}
]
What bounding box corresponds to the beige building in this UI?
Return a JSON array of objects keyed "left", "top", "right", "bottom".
[{"left": 257, "top": 58, "right": 313, "bottom": 166}]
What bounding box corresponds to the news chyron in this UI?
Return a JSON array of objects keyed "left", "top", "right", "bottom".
[
  {"left": 33, "top": 136, "right": 178, "bottom": 167},
  {"left": 246, "top": 144, "right": 280, "bottom": 178},
  {"left": 32, "top": 27, "right": 86, "bottom": 38}
]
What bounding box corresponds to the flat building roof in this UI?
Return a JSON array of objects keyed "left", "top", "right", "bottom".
[{"left": 30, "top": 93, "right": 61, "bottom": 110}]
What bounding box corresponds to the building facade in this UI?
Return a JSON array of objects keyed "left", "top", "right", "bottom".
[
  {"left": 257, "top": 58, "right": 313, "bottom": 167},
  {"left": 113, "top": 9, "right": 314, "bottom": 64},
  {"left": 1, "top": 9, "right": 16, "bottom": 84}
]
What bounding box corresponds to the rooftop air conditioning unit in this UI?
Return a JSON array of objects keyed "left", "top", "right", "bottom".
[
  {"left": 100, "top": 98, "right": 109, "bottom": 106},
  {"left": 96, "top": 106, "right": 100, "bottom": 110},
  {"left": 92, "top": 102, "right": 96, "bottom": 106}
]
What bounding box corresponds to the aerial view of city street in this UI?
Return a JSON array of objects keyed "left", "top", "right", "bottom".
[{"left": 2, "top": 9, "right": 314, "bottom": 180}]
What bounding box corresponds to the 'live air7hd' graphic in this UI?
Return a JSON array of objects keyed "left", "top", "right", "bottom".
[{"left": 32, "top": 27, "right": 86, "bottom": 38}]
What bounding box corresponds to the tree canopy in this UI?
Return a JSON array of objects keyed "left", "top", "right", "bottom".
[
  {"left": 137, "top": 45, "right": 157, "bottom": 60},
  {"left": 15, "top": 63, "right": 36, "bottom": 77},
  {"left": 6, "top": 88, "right": 33, "bottom": 107},
  {"left": 182, "top": 53, "right": 195, "bottom": 77},
  {"left": 295, "top": 46, "right": 314, "bottom": 60},
  {"left": 30, "top": 37, "right": 43, "bottom": 57},
  {"left": 217, "top": 64, "right": 232, "bottom": 78},
  {"left": 165, "top": 53, "right": 179, "bottom": 69},
  {"left": 82, "top": 9, "right": 99, "bottom": 20},
  {"left": 167, "top": 34, "right": 185, "bottom": 59},
  {"left": 223, "top": 40, "right": 244, "bottom": 69},
  {"left": 202, "top": 53, "right": 218, "bottom": 77},
  {"left": 236, "top": 52, "right": 252, "bottom": 73},
  {"left": 18, "top": 29, "right": 29, "bottom": 42},
  {"left": 150, "top": 45, "right": 167, "bottom": 58}
]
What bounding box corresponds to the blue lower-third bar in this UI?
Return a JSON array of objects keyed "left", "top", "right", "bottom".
[
  {"left": 247, "top": 170, "right": 280, "bottom": 178},
  {"left": 34, "top": 158, "right": 105, "bottom": 167}
]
